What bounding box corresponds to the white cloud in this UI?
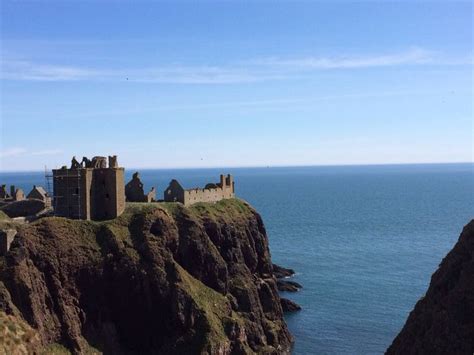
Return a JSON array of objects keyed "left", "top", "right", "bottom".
[
  {"left": 0, "top": 147, "right": 62, "bottom": 158},
  {"left": 31, "top": 149, "right": 63, "bottom": 156},
  {"left": 0, "top": 147, "right": 27, "bottom": 158},
  {"left": 1, "top": 60, "right": 97, "bottom": 81},
  {"left": 1, "top": 61, "right": 279, "bottom": 83},
  {"left": 1, "top": 48, "right": 470, "bottom": 83},
  {"left": 252, "top": 47, "right": 435, "bottom": 69}
]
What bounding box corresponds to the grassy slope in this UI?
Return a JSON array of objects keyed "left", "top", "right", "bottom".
[
  {"left": 0, "top": 210, "right": 19, "bottom": 231},
  {"left": 0, "top": 311, "right": 74, "bottom": 355},
  {"left": 121, "top": 199, "right": 253, "bottom": 352},
  {"left": 15, "top": 199, "right": 254, "bottom": 353},
  {"left": 0, "top": 211, "right": 9, "bottom": 221}
]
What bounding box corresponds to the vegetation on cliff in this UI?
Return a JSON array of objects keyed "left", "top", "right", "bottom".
[
  {"left": 0, "top": 211, "right": 9, "bottom": 221},
  {"left": 0, "top": 199, "right": 292, "bottom": 354}
]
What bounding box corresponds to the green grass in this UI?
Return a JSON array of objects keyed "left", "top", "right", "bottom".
[
  {"left": 188, "top": 198, "right": 254, "bottom": 222},
  {"left": 41, "top": 343, "right": 72, "bottom": 355},
  {"left": 175, "top": 263, "right": 233, "bottom": 349},
  {"left": 123, "top": 202, "right": 161, "bottom": 216},
  {"left": 157, "top": 202, "right": 182, "bottom": 216},
  {"left": 120, "top": 199, "right": 254, "bottom": 224},
  {"left": 174, "top": 261, "right": 257, "bottom": 354},
  {"left": 0, "top": 210, "right": 21, "bottom": 233},
  {"left": 0, "top": 311, "right": 42, "bottom": 354},
  {"left": 0, "top": 211, "right": 10, "bottom": 221},
  {"left": 40, "top": 342, "right": 100, "bottom": 355},
  {"left": 0, "top": 198, "right": 259, "bottom": 354}
]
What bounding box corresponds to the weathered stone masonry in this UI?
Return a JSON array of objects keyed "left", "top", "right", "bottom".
[
  {"left": 164, "top": 174, "right": 235, "bottom": 206},
  {"left": 0, "top": 185, "right": 25, "bottom": 201},
  {"left": 52, "top": 156, "right": 125, "bottom": 220},
  {"left": 3, "top": 155, "right": 235, "bottom": 222},
  {"left": 125, "top": 172, "right": 156, "bottom": 202}
]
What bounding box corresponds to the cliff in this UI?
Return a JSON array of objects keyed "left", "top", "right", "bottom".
[
  {"left": 386, "top": 220, "right": 474, "bottom": 355},
  {"left": 0, "top": 199, "right": 293, "bottom": 354}
]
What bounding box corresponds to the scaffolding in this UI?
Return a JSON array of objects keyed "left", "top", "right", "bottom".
[
  {"left": 44, "top": 166, "right": 53, "bottom": 197},
  {"left": 44, "top": 166, "right": 54, "bottom": 209},
  {"left": 46, "top": 167, "right": 83, "bottom": 219}
]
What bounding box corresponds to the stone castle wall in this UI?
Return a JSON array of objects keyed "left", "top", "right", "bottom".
[
  {"left": 125, "top": 172, "right": 156, "bottom": 203},
  {"left": 53, "top": 168, "right": 92, "bottom": 219},
  {"left": 91, "top": 168, "right": 125, "bottom": 220},
  {"left": 165, "top": 174, "right": 235, "bottom": 206},
  {"left": 53, "top": 156, "right": 125, "bottom": 221}
]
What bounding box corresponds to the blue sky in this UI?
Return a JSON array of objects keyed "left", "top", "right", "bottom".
[{"left": 0, "top": 0, "right": 472, "bottom": 171}]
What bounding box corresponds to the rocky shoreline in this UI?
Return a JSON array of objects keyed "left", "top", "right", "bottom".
[{"left": 272, "top": 263, "right": 302, "bottom": 313}]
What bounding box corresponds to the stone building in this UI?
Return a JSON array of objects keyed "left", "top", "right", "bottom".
[
  {"left": 52, "top": 155, "right": 125, "bottom": 220},
  {"left": 125, "top": 172, "right": 156, "bottom": 202},
  {"left": 0, "top": 185, "right": 24, "bottom": 201},
  {"left": 27, "top": 185, "right": 51, "bottom": 207},
  {"left": 0, "top": 185, "right": 9, "bottom": 199},
  {"left": 164, "top": 174, "right": 235, "bottom": 206},
  {"left": 11, "top": 186, "right": 25, "bottom": 201}
]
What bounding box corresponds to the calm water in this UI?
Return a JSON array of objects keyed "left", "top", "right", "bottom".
[{"left": 1, "top": 163, "right": 473, "bottom": 354}]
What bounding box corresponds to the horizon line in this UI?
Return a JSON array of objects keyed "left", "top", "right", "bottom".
[{"left": 0, "top": 161, "right": 472, "bottom": 174}]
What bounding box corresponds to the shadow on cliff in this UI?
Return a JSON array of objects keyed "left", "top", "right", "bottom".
[{"left": 0, "top": 199, "right": 293, "bottom": 354}]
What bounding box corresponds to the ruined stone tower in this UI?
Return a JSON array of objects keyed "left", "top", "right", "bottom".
[{"left": 52, "top": 155, "right": 125, "bottom": 220}]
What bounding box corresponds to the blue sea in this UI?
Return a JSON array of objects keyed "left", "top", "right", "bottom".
[{"left": 1, "top": 163, "right": 473, "bottom": 354}]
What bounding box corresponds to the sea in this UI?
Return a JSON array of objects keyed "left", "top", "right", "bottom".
[{"left": 1, "top": 163, "right": 473, "bottom": 354}]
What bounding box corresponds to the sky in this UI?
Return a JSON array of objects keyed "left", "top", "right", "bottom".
[{"left": 0, "top": 0, "right": 472, "bottom": 171}]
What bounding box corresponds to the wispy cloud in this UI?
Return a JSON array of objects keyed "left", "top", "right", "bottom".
[
  {"left": 1, "top": 61, "right": 99, "bottom": 81},
  {"left": 0, "top": 147, "right": 62, "bottom": 158},
  {"left": 31, "top": 149, "right": 63, "bottom": 156},
  {"left": 1, "top": 48, "right": 471, "bottom": 83},
  {"left": 1, "top": 89, "right": 448, "bottom": 120},
  {"left": 1, "top": 61, "right": 280, "bottom": 83},
  {"left": 251, "top": 47, "right": 435, "bottom": 69},
  {"left": 0, "top": 147, "right": 27, "bottom": 158}
]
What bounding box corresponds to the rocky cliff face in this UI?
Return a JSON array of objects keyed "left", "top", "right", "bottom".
[
  {"left": 387, "top": 220, "right": 474, "bottom": 355},
  {"left": 0, "top": 199, "right": 293, "bottom": 354}
]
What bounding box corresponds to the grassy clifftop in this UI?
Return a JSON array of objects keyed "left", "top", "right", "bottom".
[
  {"left": 126, "top": 198, "right": 254, "bottom": 220},
  {"left": 0, "top": 198, "right": 291, "bottom": 354}
]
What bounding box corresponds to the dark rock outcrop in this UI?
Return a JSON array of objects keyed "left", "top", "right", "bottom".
[
  {"left": 280, "top": 298, "right": 301, "bottom": 313},
  {"left": 387, "top": 220, "right": 474, "bottom": 355},
  {"left": 277, "top": 280, "right": 302, "bottom": 292},
  {"left": 272, "top": 263, "right": 302, "bottom": 310},
  {"left": 0, "top": 199, "right": 293, "bottom": 354},
  {"left": 272, "top": 264, "right": 295, "bottom": 279}
]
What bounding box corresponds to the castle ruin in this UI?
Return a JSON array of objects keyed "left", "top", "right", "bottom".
[
  {"left": 2, "top": 155, "right": 236, "bottom": 222},
  {"left": 27, "top": 185, "right": 51, "bottom": 207},
  {"left": 52, "top": 155, "right": 125, "bottom": 220},
  {"left": 0, "top": 185, "right": 25, "bottom": 202},
  {"left": 125, "top": 172, "right": 156, "bottom": 202},
  {"left": 164, "top": 174, "right": 235, "bottom": 206}
]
